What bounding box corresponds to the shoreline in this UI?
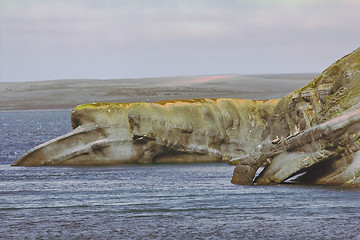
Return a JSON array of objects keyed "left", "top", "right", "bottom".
[{"left": 0, "top": 108, "right": 73, "bottom": 113}]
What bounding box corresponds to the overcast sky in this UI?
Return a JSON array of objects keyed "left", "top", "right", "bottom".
[{"left": 1, "top": 0, "right": 359, "bottom": 82}]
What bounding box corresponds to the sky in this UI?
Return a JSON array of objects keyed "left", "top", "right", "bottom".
[{"left": 0, "top": 0, "right": 359, "bottom": 82}]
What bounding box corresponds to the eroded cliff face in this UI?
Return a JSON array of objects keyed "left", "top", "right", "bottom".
[
  {"left": 231, "top": 48, "right": 360, "bottom": 187},
  {"left": 12, "top": 98, "right": 278, "bottom": 166}
]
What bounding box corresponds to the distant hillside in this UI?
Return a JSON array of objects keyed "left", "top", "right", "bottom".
[{"left": 0, "top": 74, "right": 316, "bottom": 110}]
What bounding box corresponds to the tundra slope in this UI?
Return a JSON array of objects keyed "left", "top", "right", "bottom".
[{"left": 231, "top": 47, "right": 360, "bottom": 186}]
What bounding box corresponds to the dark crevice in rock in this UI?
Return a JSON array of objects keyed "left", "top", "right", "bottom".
[{"left": 294, "top": 157, "right": 339, "bottom": 184}]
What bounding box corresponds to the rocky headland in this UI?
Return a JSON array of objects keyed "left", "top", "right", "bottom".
[
  {"left": 12, "top": 99, "right": 278, "bottom": 166},
  {"left": 12, "top": 48, "right": 360, "bottom": 187}
]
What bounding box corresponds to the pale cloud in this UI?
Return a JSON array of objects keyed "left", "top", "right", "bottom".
[{"left": 1, "top": 0, "right": 360, "bottom": 81}]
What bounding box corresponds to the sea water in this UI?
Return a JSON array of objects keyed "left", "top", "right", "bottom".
[{"left": 1, "top": 110, "right": 359, "bottom": 239}]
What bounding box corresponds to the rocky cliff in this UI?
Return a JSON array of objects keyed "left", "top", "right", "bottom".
[
  {"left": 231, "top": 48, "right": 360, "bottom": 187},
  {"left": 12, "top": 98, "right": 277, "bottom": 166}
]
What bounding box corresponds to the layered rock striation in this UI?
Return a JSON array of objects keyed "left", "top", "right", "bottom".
[
  {"left": 230, "top": 47, "right": 360, "bottom": 186},
  {"left": 12, "top": 99, "right": 277, "bottom": 166}
]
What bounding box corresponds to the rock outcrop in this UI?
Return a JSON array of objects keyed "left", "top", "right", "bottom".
[
  {"left": 12, "top": 99, "right": 278, "bottom": 166},
  {"left": 230, "top": 48, "right": 360, "bottom": 187},
  {"left": 12, "top": 47, "right": 360, "bottom": 187}
]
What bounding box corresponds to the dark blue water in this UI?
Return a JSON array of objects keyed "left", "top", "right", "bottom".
[{"left": 1, "top": 111, "right": 360, "bottom": 239}]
